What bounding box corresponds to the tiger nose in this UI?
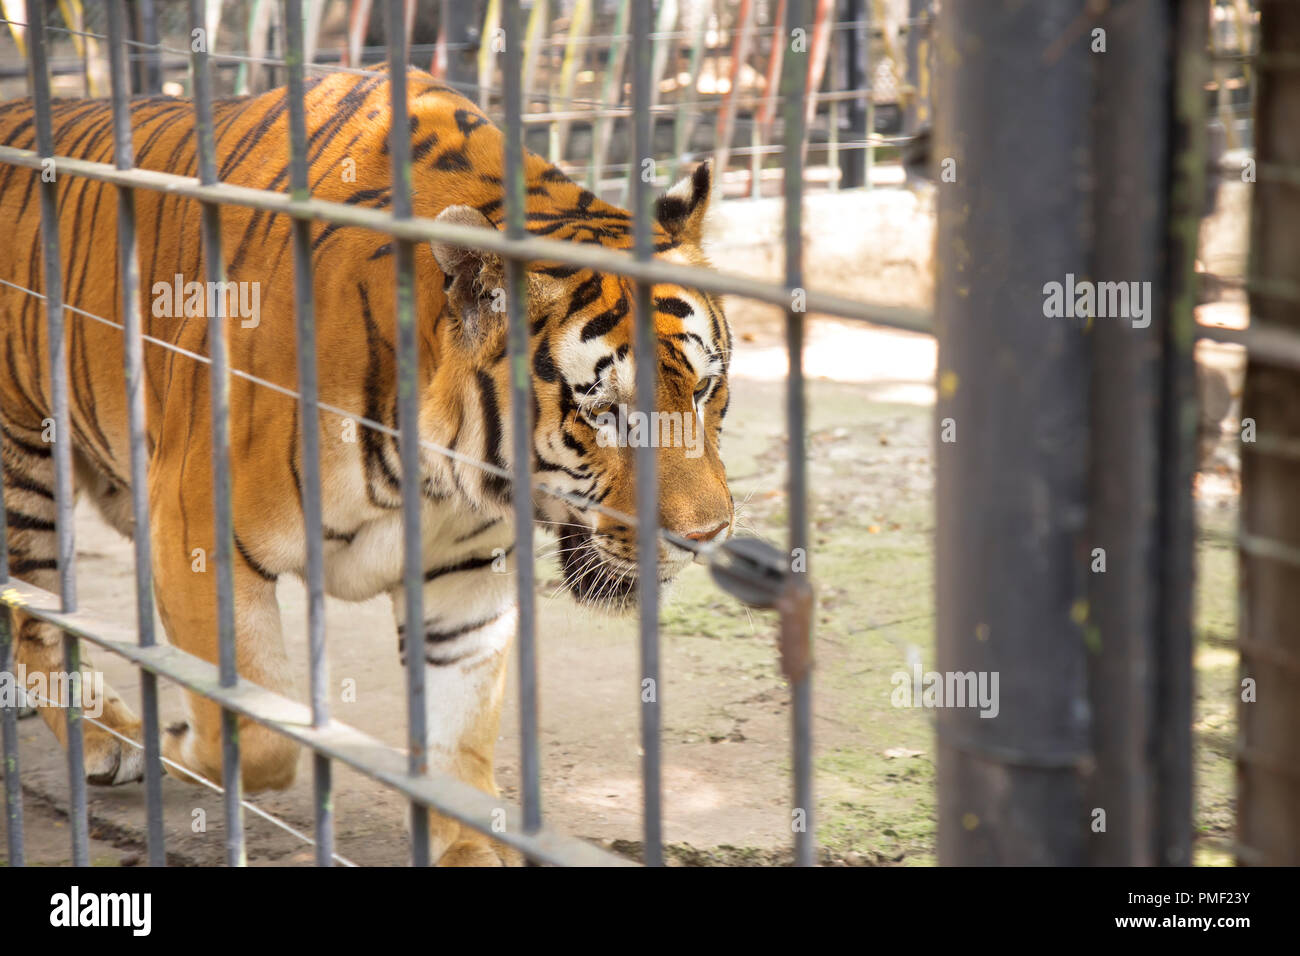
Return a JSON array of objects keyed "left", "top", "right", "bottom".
[{"left": 683, "top": 522, "right": 728, "bottom": 543}]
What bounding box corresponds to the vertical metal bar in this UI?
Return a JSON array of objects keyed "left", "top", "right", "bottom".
[
  {"left": 384, "top": 0, "right": 431, "bottom": 868},
  {"left": 839, "top": 0, "right": 866, "bottom": 188},
  {"left": 478, "top": 0, "right": 501, "bottom": 107},
  {"left": 443, "top": 0, "right": 477, "bottom": 91},
  {"left": 902, "top": 0, "right": 923, "bottom": 139},
  {"left": 864, "top": 0, "right": 875, "bottom": 190},
  {"left": 586, "top": 0, "right": 629, "bottom": 192},
  {"left": 933, "top": 0, "right": 1091, "bottom": 865},
  {"left": 799, "top": 0, "right": 834, "bottom": 167},
  {"left": 1, "top": 606, "right": 22, "bottom": 867},
  {"left": 134, "top": 0, "right": 163, "bottom": 95},
  {"left": 1237, "top": 0, "right": 1300, "bottom": 867},
  {"left": 1151, "top": 0, "right": 1202, "bottom": 870},
  {"left": 501, "top": 0, "right": 541, "bottom": 841},
  {"left": 285, "top": 0, "right": 335, "bottom": 868},
  {"left": 827, "top": 22, "right": 840, "bottom": 188},
  {"left": 781, "top": 0, "right": 814, "bottom": 868},
  {"left": 188, "top": 0, "right": 244, "bottom": 868},
  {"left": 107, "top": 0, "right": 165, "bottom": 867},
  {"left": 713, "top": 0, "right": 755, "bottom": 182},
  {"left": 24, "top": 2, "right": 76, "bottom": 619},
  {"left": 0, "top": 200, "right": 16, "bottom": 865},
  {"left": 670, "top": 0, "right": 710, "bottom": 181},
  {"left": 25, "top": 0, "right": 87, "bottom": 868},
  {"left": 549, "top": 0, "right": 591, "bottom": 163},
  {"left": 1084, "top": 0, "right": 1198, "bottom": 867},
  {"left": 521, "top": 0, "right": 548, "bottom": 96},
  {"left": 630, "top": 0, "right": 662, "bottom": 868}
]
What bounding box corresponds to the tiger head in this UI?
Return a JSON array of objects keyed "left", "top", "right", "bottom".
[{"left": 429, "top": 162, "right": 733, "bottom": 611}]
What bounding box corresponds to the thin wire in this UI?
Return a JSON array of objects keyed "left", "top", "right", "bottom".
[{"left": 23, "top": 692, "right": 359, "bottom": 867}]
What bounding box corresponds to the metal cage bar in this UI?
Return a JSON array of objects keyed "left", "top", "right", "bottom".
[
  {"left": 502, "top": 0, "right": 543, "bottom": 841},
  {"left": 188, "top": 0, "right": 245, "bottom": 868},
  {"left": 106, "top": 0, "right": 165, "bottom": 869},
  {"left": 24, "top": 0, "right": 87, "bottom": 868},
  {"left": 383, "top": 0, "right": 433, "bottom": 868},
  {"left": 781, "top": 0, "right": 815, "bottom": 869},
  {"left": 630, "top": 0, "right": 662, "bottom": 868},
  {"left": 285, "top": 0, "right": 335, "bottom": 869}
]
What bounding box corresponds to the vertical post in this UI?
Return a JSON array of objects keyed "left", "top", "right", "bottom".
[
  {"left": 1238, "top": 0, "right": 1300, "bottom": 866},
  {"left": 756, "top": 0, "right": 787, "bottom": 196},
  {"left": 586, "top": 0, "right": 629, "bottom": 192},
  {"left": 1150, "top": 0, "right": 1202, "bottom": 870},
  {"left": 1, "top": 606, "right": 21, "bottom": 867},
  {"left": 1084, "top": 0, "right": 1199, "bottom": 867},
  {"left": 188, "top": 0, "right": 244, "bottom": 868},
  {"left": 780, "top": 0, "right": 815, "bottom": 868},
  {"left": 501, "top": 0, "right": 542, "bottom": 844},
  {"left": 25, "top": 0, "right": 87, "bottom": 867},
  {"left": 864, "top": 0, "right": 875, "bottom": 190},
  {"left": 385, "top": 0, "right": 431, "bottom": 868},
  {"left": 630, "top": 0, "right": 662, "bottom": 868},
  {"left": 670, "top": 0, "right": 710, "bottom": 183},
  {"left": 443, "top": 0, "right": 478, "bottom": 92},
  {"left": 477, "top": 0, "right": 501, "bottom": 107},
  {"left": 839, "top": 0, "right": 867, "bottom": 188},
  {"left": 902, "top": 0, "right": 923, "bottom": 138},
  {"left": 933, "top": 1, "right": 1092, "bottom": 865},
  {"left": 0, "top": 450, "right": 16, "bottom": 864},
  {"left": 134, "top": 0, "right": 163, "bottom": 94},
  {"left": 107, "top": 0, "right": 166, "bottom": 867},
  {"left": 285, "top": 0, "right": 335, "bottom": 868},
  {"left": 712, "top": 0, "right": 754, "bottom": 183},
  {"left": 549, "top": 0, "right": 592, "bottom": 164}
]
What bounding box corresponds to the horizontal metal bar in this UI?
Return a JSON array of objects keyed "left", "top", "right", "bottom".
[
  {"left": 0, "top": 144, "right": 930, "bottom": 335},
  {"left": 0, "top": 577, "right": 633, "bottom": 867}
]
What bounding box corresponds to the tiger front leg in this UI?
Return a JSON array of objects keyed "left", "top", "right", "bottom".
[
  {"left": 148, "top": 472, "right": 301, "bottom": 793},
  {"left": 392, "top": 557, "right": 522, "bottom": 867}
]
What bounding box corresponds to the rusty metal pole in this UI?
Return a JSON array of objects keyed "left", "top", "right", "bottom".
[
  {"left": 1238, "top": 0, "right": 1300, "bottom": 867},
  {"left": 1085, "top": 0, "right": 1203, "bottom": 868},
  {"left": 933, "top": 1, "right": 1094, "bottom": 866}
]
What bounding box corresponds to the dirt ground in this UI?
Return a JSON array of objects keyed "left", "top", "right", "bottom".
[{"left": 0, "top": 187, "right": 1243, "bottom": 867}]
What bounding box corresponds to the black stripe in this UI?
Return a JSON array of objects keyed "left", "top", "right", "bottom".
[
  {"left": 10, "top": 557, "right": 57, "bottom": 575},
  {"left": 5, "top": 510, "right": 55, "bottom": 532},
  {"left": 423, "top": 546, "right": 512, "bottom": 582},
  {"left": 423, "top": 609, "right": 506, "bottom": 644},
  {"left": 235, "top": 533, "right": 278, "bottom": 582}
]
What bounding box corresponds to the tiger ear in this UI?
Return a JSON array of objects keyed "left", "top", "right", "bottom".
[
  {"left": 431, "top": 205, "right": 505, "bottom": 343},
  {"left": 654, "top": 160, "right": 711, "bottom": 245}
]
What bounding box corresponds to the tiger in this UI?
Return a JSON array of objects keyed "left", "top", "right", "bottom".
[{"left": 0, "top": 67, "right": 734, "bottom": 866}]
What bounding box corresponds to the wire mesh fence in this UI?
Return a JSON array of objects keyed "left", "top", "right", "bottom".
[{"left": 0, "top": 0, "right": 841, "bottom": 867}]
